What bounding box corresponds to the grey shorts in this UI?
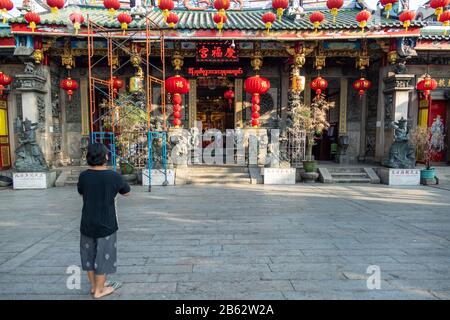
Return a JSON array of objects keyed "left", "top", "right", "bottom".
[{"left": 80, "top": 232, "right": 117, "bottom": 275}]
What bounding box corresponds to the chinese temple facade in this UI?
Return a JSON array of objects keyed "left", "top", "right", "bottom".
[{"left": 0, "top": 0, "right": 449, "bottom": 173}]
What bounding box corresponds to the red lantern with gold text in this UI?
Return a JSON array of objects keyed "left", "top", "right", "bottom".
[
  {"left": 166, "top": 12, "right": 179, "bottom": 28},
  {"left": 158, "top": 0, "right": 175, "bottom": 20},
  {"left": 399, "top": 10, "right": 415, "bottom": 32},
  {"left": 262, "top": 12, "right": 276, "bottom": 33},
  {"left": 214, "top": 0, "right": 230, "bottom": 18},
  {"left": 245, "top": 75, "right": 270, "bottom": 128},
  {"left": 224, "top": 89, "right": 235, "bottom": 111},
  {"left": 416, "top": 75, "right": 438, "bottom": 99},
  {"left": 24, "top": 12, "right": 40, "bottom": 32},
  {"left": 310, "top": 76, "right": 328, "bottom": 97},
  {"left": 326, "top": 0, "right": 343, "bottom": 24},
  {"left": 310, "top": 11, "right": 325, "bottom": 32},
  {"left": 0, "top": 0, "right": 14, "bottom": 24},
  {"left": 0, "top": 71, "right": 12, "bottom": 95},
  {"left": 69, "top": 12, "right": 84, "bottom": 35},
  {"left": 272, "top": 0, "right": 288, "bottom": 22},
  {"left": 356, "top": 9, "right": 371, "bottom": 32},
  {"left": 213, "top": 13, "right": 227, "bottom": 32},
  {"left": 430, "top": 0, "right": 450, "bottom": 20},
  {"left": 380, "top": 0, "right": 397, "bottom": 19},
  {"left": 111, "top": 77, "right": 124, "bottom": 97},
  {"left": 352, "top": 78, "right": 372, "bottom": 98},
  {"left": 117, "top": 12, "right": 132, "bottom": 34},
  {"left": 60, "top": 77, "right": 79, "bottom": 101},
  {"left": 46, "top": 0, "right": 64, "bottom": 15},
  {"left": 104, "top": 0, "right": 120, "bottom": 16},
  {"left": 439, "top": 10, "right": 450, "bottom": 35},
  {"left": 165, "top": 75, "right": 190, "bottom": 128}
]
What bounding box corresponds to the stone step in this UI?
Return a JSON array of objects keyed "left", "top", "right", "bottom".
[
  {"left": 333, "top": 178, "right": 372, "bottom": 183},
  {"left": 330, "top": 172, "right": 368, "bottom": 177},
  {"left": 189, "top": 178, "right": 251, "bottom": 184}
]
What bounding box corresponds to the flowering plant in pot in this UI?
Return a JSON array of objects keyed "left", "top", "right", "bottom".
[
  {"left": 410, "top": 126, "right": 440, "bottom": 180},
  {"left": 290, "top": 95, "right": 334, "bottom": 172}
]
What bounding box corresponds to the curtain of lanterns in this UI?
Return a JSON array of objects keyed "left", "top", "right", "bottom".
[
  {"left": 244, "top": 75, "right": 270, "bottom": 128},
  {"left": 326, "top": 0, "right": 343, "bottom": 24},
  {"left": 0, "top": 71, "right": 12, "bottom": 95},
  {"left": 0, "top": 0, "right": 13, "bottom": 24},
  {"left": 165, "top": 75, "right": 190, "bottom": 128},
  {"left": 380, "top": 0, "right": 398, "bottom": 19}
]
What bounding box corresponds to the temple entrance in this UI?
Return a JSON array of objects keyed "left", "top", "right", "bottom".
[{"left": 196, "top": 79, "right": 235, "bottom": 133}]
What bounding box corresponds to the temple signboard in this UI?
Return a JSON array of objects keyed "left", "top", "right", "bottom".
[{"left": 196, "top": 41, "right": 239, "bottom": 63}]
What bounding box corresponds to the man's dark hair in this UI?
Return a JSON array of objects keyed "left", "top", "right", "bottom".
[{"left": 86, "top": 143, "right": 108, "bottom": 166}]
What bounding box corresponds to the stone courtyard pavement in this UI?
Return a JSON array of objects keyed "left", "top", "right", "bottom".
[{"left": 0, "top": 184, "right": 449, "bottom": 300}]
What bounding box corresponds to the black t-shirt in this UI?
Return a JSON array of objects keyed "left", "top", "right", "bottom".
[{"left": 77, "top": 169, "right": 131, "bottom": 238}]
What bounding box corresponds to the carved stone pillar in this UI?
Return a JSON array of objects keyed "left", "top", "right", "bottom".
[
  {"left": 188, "top": 79, "right": 197, "bottom": 128},
  {"left": 234, "top": 78, "right": 243, "bottom": 128},
  {"left": 381, "top": 74, "right": 415, "bottom": 158}
]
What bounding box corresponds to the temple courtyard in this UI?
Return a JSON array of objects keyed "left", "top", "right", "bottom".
[{"left": 0, "top": 183, "right": 449, "bottom": 300}]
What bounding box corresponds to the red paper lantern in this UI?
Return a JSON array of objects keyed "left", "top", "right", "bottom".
[
  {"left": 158, "top": 0, "right": 175, "bottom": 20},
  {"left": 60, "top": 77, "right": 79, "bottom": 100},
  {"left": 46, "top": 0, "right": 64, "bottom": 14},
  {"left": 399, "top": 10, "right": 416, "bottom": 32},
  {"left": 439, "top": 10, "right": 450, "bottom": 35},
  {"left": 352, "top": 78, "right": 372, "bottom": 98},
  {"left": 326, "top": 0, "right": 343, "bottom": 23},
  {"left": 262, "top": 12, "right": 276, "bottom": 32},
  {"left": 430, "top": 0, "right": 450, "bottom": 20},
  {"left": 213, "top": 13, "right": 227, "bottom": 31},
  {"left": 166, "top": 12, "right": 179, "bottom": 28},
  {"left": 214, "top": 0, "right": 230, "bottom": 18},
  {"left": 0, "top": 0, "right": 14, "bottom": 24},
  {"left": 380, "top": 0, "right": 398, "bottom": 19},
  {"left": 310, "top": 11, "right": 325, "bottom": 32},
  {"left": 272, "top": 0, "right": 289, "bottom": 21},
  {"left": 104, "top": 0, "right": 120, "bottom": 15},
  {"left": 224, "top": 89, "right": 235, "bottom": 110},
  {"left": 111, "top": 77, "right": 124, "bottom": 96},
  {"left": 117, "top": 12, "right": 132, "bottom": 33},
  {"left": 69, "top": 12, "right": 85, "bottom": 35},
  {"left": 24, "top": 12, "right": 40, "bottom": 32},
  {"left": 356, "top": 9, "right": 371, "bottom": 32},
  {"left": 0, "top": 71, "right": 12, "bottom": 95},
  {"left": 417, "top": 75, "right": 438, "bottom": 98},
  {"left": 245, "top": 75, "right": 270, "bottom": 128},
  {"left": 165, "top": 75, "right": 190, "bottom": 128},
  {"left": 310, "top": 76, "right": 328, "bottom": 96}
]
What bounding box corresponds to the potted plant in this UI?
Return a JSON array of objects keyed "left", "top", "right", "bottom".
[
  {"left": 290, "top": 94, "right": 334, "bottom": 173},
  {"left": 410, "top": 126, "right": 439, "bottom": 180}
]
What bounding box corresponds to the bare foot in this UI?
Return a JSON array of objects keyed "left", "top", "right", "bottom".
[{"left": 93, "top": 286, "right": 115, "bottom": 299}]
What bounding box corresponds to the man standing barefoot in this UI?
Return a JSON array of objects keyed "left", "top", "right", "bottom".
[{"left": 77, "top": 143, "right": 131, "bottom": 299}]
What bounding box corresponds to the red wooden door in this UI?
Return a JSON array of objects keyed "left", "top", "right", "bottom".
[
  {"left": 428, "top": 100, "right": 447, "bottom": 162},
  {"left": 0, "top": 98, "right": 11, "bottom": 170}
]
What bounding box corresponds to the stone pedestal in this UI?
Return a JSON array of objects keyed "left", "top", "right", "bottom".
[
  {"left": 13, "top": 171, "right": 56, "bottom": 189},
  {"left": 378, "top": 168, "right": 420, "bottom": 186},
  {"left": 142, "top": 169, "right": 175, "bottom": 186},
  {"left": 263, "top": 167, "right": 296, "bottom": 185}
]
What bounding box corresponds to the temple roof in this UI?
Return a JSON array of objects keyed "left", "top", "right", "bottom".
[{"left": 9, "top": 5, "right": 424, "bottom": 32}]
